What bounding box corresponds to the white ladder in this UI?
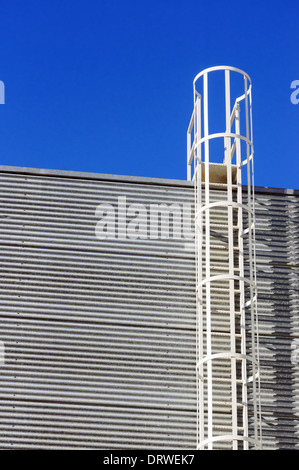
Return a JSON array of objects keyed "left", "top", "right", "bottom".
[{"left": 187, "top": 66, "right": 262, "bottom": 450}]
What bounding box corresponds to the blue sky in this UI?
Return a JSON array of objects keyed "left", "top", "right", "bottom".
[{"left": 0, "top": 0, "right": 298, "bottom": 189}]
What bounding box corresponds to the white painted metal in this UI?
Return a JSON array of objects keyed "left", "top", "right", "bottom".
[{"left": 187, "top": 66, "right": 262, "bottom": 450}]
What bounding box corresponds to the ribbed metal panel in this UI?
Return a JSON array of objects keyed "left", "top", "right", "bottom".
[
  {"left": 0, "top": 168, "right": 298, "bottom": 449},
  {"left": 0, "top": 170, "right": 197, "bottom": 449},
  {"left": 252, "top": 191, "right": 299, "bottom": 450}
]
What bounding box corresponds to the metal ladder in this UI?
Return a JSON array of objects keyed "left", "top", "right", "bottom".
[{"left": 187, "top": 66, "right": 262, "bottom": 450}]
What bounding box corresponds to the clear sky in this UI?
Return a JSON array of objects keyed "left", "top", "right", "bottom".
[{"left": 0, "top": 0, "right": 298, "bottom": 189}]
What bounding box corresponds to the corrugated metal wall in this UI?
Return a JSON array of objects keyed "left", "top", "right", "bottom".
[
  {"left": 252, "top": 190, "right": 299, "bottom": 449},
  {"left": 0, "top": 168, "right": 197, "bottom": 449},
  {"left": 0, "top": 167, "right": 298, "bottom": 449}
]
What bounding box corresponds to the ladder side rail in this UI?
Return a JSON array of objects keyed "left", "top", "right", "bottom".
[
  {"left": 225, "top": 69, "right": 239, "bottom": 450},
  {"left": 203, "top": 72, "right": 213, "bottom": 450},
  {"left": 244, "top": 76, "right": 258, "bottom": 445},
  {"left": 235, "top": 102, "right": 249, "bottom": 449},
  {"left": 195, "top": 94, "right": 205, "bottom": 446},
  {"left": 248, "top": 84, "right": 262, "bottom": 446}
]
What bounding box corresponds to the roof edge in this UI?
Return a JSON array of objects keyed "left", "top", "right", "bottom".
[
  {"left": 0, "top": 165, "right": 193, "bottom": 188},
  {"left": 0, "top": 165, "right": 298, "bottom": 196}
]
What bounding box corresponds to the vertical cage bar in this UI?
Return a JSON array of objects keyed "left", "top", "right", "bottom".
[
  {"left": 244, "top": 76, "right": 258, "bottom": 445},
  {"left": 235, "top": 102, "right": 249, "bottom": 449},
  {"left": 195, "top": 95, "right": 205, "bottom": 445},
  {"left": 225, "top": 69, "right": 238, "bottom": 450},
  {"left": 203, "top": 72, "right": 213, "bottom": 450},
  {"left": 249, "top": 87, "right": 263, "bottom": 443},
  {"left": 187, "top": 131, "right": 191, "bottom": 181}
]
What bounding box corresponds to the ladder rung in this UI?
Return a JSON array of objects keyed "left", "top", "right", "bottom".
[
  {"left": 202, "top": 310, "right": 242, "bottom": 316},
  {"left": 212, "top": 377, "right": 243, "bottom": 385},
  {"left": 202, "top": 182, "right": 239, "bottom": 190},
  {"left": 207, "top": 401, "right": 245, "bottom": 409},
  {"left": 210, "top": 266, "right": 240, "bottom": 272},
  {"left": 202, "top": 244, "right": 240, "bottom": 251},
  {"left": 210, "top": 331, "right": 242, "bottom": 338},
  {"left": 197, "top": 291, "right": 241, "bottom": 299},
  {"left": 212, "top": 425, "right": 244, "bottom": 432},
  {"left": 198, "top": 376, "right": 244, "bottom": 385},
  {"left": 209, "top": 223, "right": 239, "bottom": 230}
]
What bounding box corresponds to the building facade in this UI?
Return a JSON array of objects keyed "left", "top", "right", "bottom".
[{"left": 0, "top": 165, "right": 298, "bottom": 449}]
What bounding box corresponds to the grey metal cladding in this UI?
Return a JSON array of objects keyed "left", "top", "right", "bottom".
[
  {"left": 0, "top": 170, "right": 197, "bottom": 450},
  {"left": 0, "top": 167, "right": 298, "bottom": 449}
]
